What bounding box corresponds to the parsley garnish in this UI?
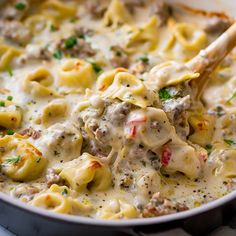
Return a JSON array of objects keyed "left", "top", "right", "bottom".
[
  {"left": 90, "top": 62, "right": 103, "bottom": 75},
  {"left": 6, "top": 130, "right": 14, "bottom": 135},
  {"left": 6, "top": 66, "right": 13, "bottom": 77},
  {"left": 158, "top": 88, "right": 173, "bottom": 101},
  {"left": 224, "top": 139, "right": 235, "bottom": 145},
  {"left": 53, "top": 50, "right": 63, "bottom": 60},
  {"left": 62, "top": 188, "right": 68, "bottom": 195},
  {"left": 64, "top": 36, "right": 77, "bottom": 49},
  {"left": 5, "top": 156, "right": 21, "bottom": 165},
  {"left": 138, "top": 56, "right": 149, "bottom": 64},
  {"left": 140, "top": 160, "right": 146, "bottom": 167},
  {"left": 50, "top": 25, "right": 58, "bottom": 32},
  {"left": 226, "top": 91, "right": 236, "bottom": 104},
  {"left": 15, "top": 2, "right": 26, "bottom": 10},
  {"left": 7, "top": 96, "right": 13, "bottom": 101},
  {"left": 205, "top": 144, "right": 213, "bottom": 154},
  {"left": 0, "top": 101, "right": 5, "bottom": 107},
  {"left": 36, "top": 157, "right": 41, "bottom": 163}
]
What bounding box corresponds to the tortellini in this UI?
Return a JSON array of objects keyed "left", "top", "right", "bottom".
[
  {"left": 165, "top": 22, "right": 207, "bottom": 61},
  {"left": 58, "top": 59, "right": 96, "bottom": 89},
  {"left": 37, "top": 99, "right": 68, "bottom": 126},
  {"left": 0, "top": 135, "right": 47, "bottom": 181},
  {"left": 31, "top": 184, "right": 93, "bottom": 214},
  {"left": 40, "top": 0, "right": 76, "bottom": 21},
  {"left": 188, "top": 113, "right": 215, "bottom": 147},
  {"left": 59, "top": 153, "right": 112, "bottom": 192},
  {"left": 145, "top": 61, "right": 199, "bottom": 91},
  {"left": 103, "top": 0, "right": 132, "bottom": 28},
  {"left": 209, "top": 144, "right": 236, "bottom": 178},
  {"left": 0, "top": 100, "right": 22, "bottom": 129},
  {"left": 97, "top": 199, "right": 138, "bottom": 219},
  {"left": 126, "top": 16, "right": 159, "bottom": 52},
  {"left": 38, "top": 121, "right": 83, "bottom": 161},
  {"left": 96, "top": 68, "right": 154, "bottom": 108},
  {"left": 0, "top": 45, "right": 23, "bottom": 71},
  {"left": 22, "top": 67, "right": 59, "bottom": 97}
]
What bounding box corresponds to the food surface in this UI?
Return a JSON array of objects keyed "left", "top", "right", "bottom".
[{"left": 0, "top": 0, "right": 235, "bottom": 219}]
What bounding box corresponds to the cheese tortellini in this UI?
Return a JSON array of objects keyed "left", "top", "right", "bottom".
[
  {"left": 0, "top": 135, "right": 47, "bottom": 181},
  {"left": 96, "top": 68, "right": 154, "bottom": 108},
  {"left": 58, "top": 59, "right": 96, "bottom": 89},
  {"left": 97, "top": 199, "right": 138, "bottom": 219},
  {"left": 22, "top": 67, "right": 59, "bottom": 97},
  {"left": 59, "top": 153, "right": 112, "bottom": 192},
  {"left": 0, "top": 100, "right": 22, "bottom": 129}
]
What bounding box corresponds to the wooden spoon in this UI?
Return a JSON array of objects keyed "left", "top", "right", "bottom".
[{"left": 186, "top": 22, "right": 236, "bottom": 99}]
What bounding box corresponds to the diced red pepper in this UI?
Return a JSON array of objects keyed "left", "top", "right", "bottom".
[
  {"left": 130, "top": 126, "right": 137, "bottom": 138},
  {"left": 198, "top": 152, "right": 207, "bottom": 162},
  {"left": 161, "top": 145, "right": 171, "bottom": 166},
  {"left": 127, "top": 117, "right": 147, "bottom": 126}
]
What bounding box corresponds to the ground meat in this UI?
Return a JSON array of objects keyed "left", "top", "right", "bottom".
[
  {"left": 109, "top": 46, "right": 129, "bottom": 68},
  {"left": 46, "top": 168, "right": 61, "bottom": 186},
  {"left": 162, "top": 95, "right": 191, "bottom": 138},
  {"left": 204, "top": 17, "right": 231, "bottom": 34},
  {"left": 57, "top": 37, "right": 96, "bottom": 58},
  {"left": 143, "top": 192, "right": 189, "bottom": 217},
  {"left": 86, "top": 0, "right": 108, "bottom": 18},
  {"left": 19, "top": 127, "right": 41, "bottom": 140},
  {"left": 105, "top": 102, "right": 132, "bottom": 126},
  {"left": 95, "top": 125, "right": 110, "bottom": 144},
  {"left": 151, "top": 1, "right": 172, "bottom": 26},
  {"left": 0, "top": 20, "right": 31, "bottom": 45},
  {"left": 130, "top": 61, "right": 150, "bottom": 76},
  {"left": 74, "top": 26, "right": 94, "bottom": 38},
  {"left": 1, "top": 0, "right": 29, "bottom": 20}
]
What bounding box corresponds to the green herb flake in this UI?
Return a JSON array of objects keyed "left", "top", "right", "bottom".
[
  {"left": 140, "top": 160, "right": 146, "bottom": 167},
  {"left": 15, "top": 2, "right": 26, "bottom": 10},
  {"left": 50, "top": 25, "right": 58, "bottom": 32},
  {"left": 158, "top": 88, "right": 173, "bottom": 101},
  {"left": 7, "top": 96, "right": 13, "bottom": 101},
  {"left": 139, "top": 78, "right": 144, "bottom": 81},
  {"left": 53, "top": 50, "right": 63, "bottom": 60},
  {"left": 6, "top": 130, "right": 14, "bottom": 135},
  {"left": 64, "top": 36, "right": 77, "bottom": 49},
  {"left": 62, "top": 188, "right": 68, "bottom": 195},
  {"left": 138, "top": 56, "right": 149, "bottom": 64},
  {"left": 6, "top": 66, "right": 13, "bottom": 77},
  {"left": 226, "top": 91, "right": 236, "bottom": 104},
  {"left": 69, "top": 17, "right": 77, "bottom": 23},
  {"left": 224, "top": 139, "right": 235, "bottom": 146},
  {"left": 0, "top": 101, "right": 5, "bottom": 107},
  {"left": 5, "top": 156, "right": 21, "bottom": 165},
  {"left": 36, "top": 157, "right": 41, "bottom": 163},
  {"left": 90, "top": 62, "right": 103, "bottom": 75}
]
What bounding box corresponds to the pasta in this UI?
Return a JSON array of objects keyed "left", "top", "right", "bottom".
[{"left": 0, "top": 0, "right": 235, "bottom": 220}]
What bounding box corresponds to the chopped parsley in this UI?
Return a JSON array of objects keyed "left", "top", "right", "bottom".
[
  {"left": 53, "top": 50, "right": 63, "bottom": 60},
  {"left": 226, "top": 91, "right": 236, "bottom": 104},
  {"left": 139, "top": 78, "right": 144, "bottom": 81},
  {"left": 6, "top": 66, "right": 13, "bottom": 77},
  {"left": 62, "top": 188, "right": 68, "bottom": 195},
  {"left": 36, "top": 157, "right": 41, "bottom": 163},
  {"left": 0, "top": 101, "right": 5, "bottom": 107},
  {"left": 205, "top": 144, "right": 213, "bottom": 154},
  {"left": 50, "top": 25, "right": 58, "bottom": 32},
  {"left": 15, "top": 2, "right": 26, "bottom": 10},
  {"left": 7, "top": 96, "right": 13, "bottom": 101},
  {"left": 5, "top": 156, "right": 21, "bottom": 165},
  {"left": 6, "top": 130, "right": 14, "bottom": 135},
  {"left": 140, "top": 160, "right": 146, "bottom": 167},
  {"left": 90, "top": 62, "right": 103, "bottom": 75},
  {"left": 69, "top": 17, "right": 77, "bottom": 23},
  {"left": 138, "top": 56, "right": 149, "bottom": 64},
  {"left": 224, "top": 139, "right": 235, "bottom": 146},
  {"left": 64, "top": 36, "right": 77, "bottom": 49},
  {"left": 158, "top": 88, "right": 173, "bottom": 101}
]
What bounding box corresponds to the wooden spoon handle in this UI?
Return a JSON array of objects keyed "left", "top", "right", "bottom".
[{"left": 187, "top": 22, "right": 236, "bottom": 98}]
